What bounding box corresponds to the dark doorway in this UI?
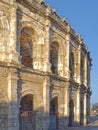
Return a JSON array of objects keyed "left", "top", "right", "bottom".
[
  {"left": 69, "top": 99, "right": 74, "bottom": 127},
  {"left": 49, "top": 97, "right": 59, "bottom": 129},
  {"left": 19, "top": 94, "right": 35, "bottom": 130}
]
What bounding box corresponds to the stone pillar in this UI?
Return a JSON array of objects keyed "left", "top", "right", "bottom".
[
  {"left": 83, "top": 93, "right": 87, "bottom": 126},
  {"left": 63, "top": 86, "right": 69, "bottom": 128},
  {"left": 84, "top": 55, "right": 87, "bottom": 86},
  {"left": 8, "top": 1, "right": 19, "bottom": 63},
  {"left": 87, "top": 61, "right": 91, "bottom": 88},
  {"left": 76, "top": 45, "right": 81, "bottom": 83},
  {"left": 64, "top": 32, "right": 70, "bottom": 78},
  {"left": 74, "top": 89, "right": 80, "bottom": 126},
  {"left": 42, "top": 19, "right": 51, "bottom": 72},
  {"left": 0, "top": 11, "right": 9, "bottom": 62},
  {"left": 57, "top": 85, "right": 66, "bottom": 130},
  {"left": 8, "top": 68, "right": 18, "bottom": 130},
  {"left": 86, "top": 93, "right": 91, "bottom": 123},
  {"left": 16, "top": 8, "right": 22, "bottom": 62},
  {"left": 42, "top": 76, "right": 50, "bottom": 130}
]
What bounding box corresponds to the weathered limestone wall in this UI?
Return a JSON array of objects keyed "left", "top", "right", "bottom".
[
  {"left": 0, "top": 0, "right": 91, "bottom": 130},
  {"left": 18, "top": 69, "right": 50, "bottom": 130}
]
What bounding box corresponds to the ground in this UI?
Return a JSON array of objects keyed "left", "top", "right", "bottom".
[{"left": 67, "top": 116, "right": 98, "bottom": 130}]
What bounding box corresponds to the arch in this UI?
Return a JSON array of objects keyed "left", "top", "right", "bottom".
[
  {"left": 52, "top": 36, "right": 63, "bottom": 52},
  {"left": 69, "top": 99, "right": 74, "bottom": 127},
  {"left": 19, "top": 89, "right": 42, "bottom": 107},
  {"left": 69, "top": 52, "right": 74, "bottom": 78},
  {"left": 19, "top": 94, "right": 35, "bottom": 130},
  {"left": 52, "top": 92, "right": 59, "bottom": 100},
  {"left": 20, "top": 22, "right": 42, "bottom": 67},
  {"left": 21, "top": 21, "right": 40, "bottom": 39},
  {"left": 49, "top": 96, "right": 59, "bottom": 129},
  {"left": 19, "top": 89, "right": 43, "bottom": 130}
]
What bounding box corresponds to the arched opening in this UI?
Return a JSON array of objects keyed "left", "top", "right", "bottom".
[
  {"left": 20, "top": 27, "right": 33, "bottom": 67},
  {"left": 69, "top": 99, "right": 74, "bottom": 127},
  {"left": 19, "top": 94, "right": 35, "bottom": 130},
  {"left": 80, "top": 99, "right": 84, "bottom": 125},
  {"left": 49, "top": 97, "right": 59, "bottom": 129},
  {"left": 69, "top": 52, "right": 74, "bottom": 78},
  {"left": 50, "top": 42, "right": 58, "bottom": 74}
]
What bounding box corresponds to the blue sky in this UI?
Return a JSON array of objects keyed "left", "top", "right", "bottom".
[{"left": 46, "top": 0, "right": 98, "bottom": 104}]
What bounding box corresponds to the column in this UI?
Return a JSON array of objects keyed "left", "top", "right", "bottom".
[
  {"left": 8, "top": 68, "right": 19, "bottom": 130},
  {"left": 43, "top": 76, "right": 50, "bottom": 130},
  {"left": 8, "top": 1, "right": 19, "bottom": 63},
  {"left": 74, "top": 89, "right": 80, "bottom": 126},
  {"left": 87, "top": 56, "right": 91, "bottom": 88},
  {"left": 42, "top": 19, "right": 51, "bottom": 72},
  {"left": 63, "top": 85, "right": 69, "bottom": 128},
  {"left": 64, "top": 28, "right": 70, "bottom": 78},
  {"left": 83, "top": 93, "right": 87, "bottom": 126},
  {"left": 0, "top": 11, "right": 9, "bottom": 61},
  {"left": 84, "top": 55, "right": 87, "bottom": 86},
  {"left": 76, "top": 44, "right": 81, "bottom": 83},
  {"left": 86, "top": 93, "right": 91, "bottom": 123}
]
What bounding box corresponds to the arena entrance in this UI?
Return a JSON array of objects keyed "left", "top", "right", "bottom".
[{"left": 19, "top": 94, "right": 35, "bottom": 130}]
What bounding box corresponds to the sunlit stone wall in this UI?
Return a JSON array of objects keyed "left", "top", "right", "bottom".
[{"left": 0, "top": 0, "right": 92, "bottom": 130}]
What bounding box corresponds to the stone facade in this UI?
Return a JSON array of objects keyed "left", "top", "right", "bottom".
[{"left": 0, "top": 0, "right": 92, "bottom": 130}]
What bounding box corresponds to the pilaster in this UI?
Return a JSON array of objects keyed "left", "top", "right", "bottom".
[
  {"left": 63, "top": 85, "right": 69, "bottom": 128},
  {"left": 76, "top": 45, "right": 81, "bottom": 83},
  {"left": 84, "top": 55, "right": 87, "bottom": 86},
  {"left": 42, "top": 76, "right": 50, "bottom": 130},
  {"left": 83, "top": 93, "right": 87, "bottom": 126},
  {"left": 64, "top": 32, "right": 70, "bottom": 78},
  {"left": 86, "top": 93, "right": 91, "bottom": 123},
  {"left": 42, "top": 19, "right": 51, "bottom": 72},
  {"left": 8, "top": 68, "right": 18, "bottom": 130},
  {"left": 8, "top": 1, "right": 19, "bottom": 63},
  {"left": 74, "top": 89, "right": 80, "bottom": 126}
]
